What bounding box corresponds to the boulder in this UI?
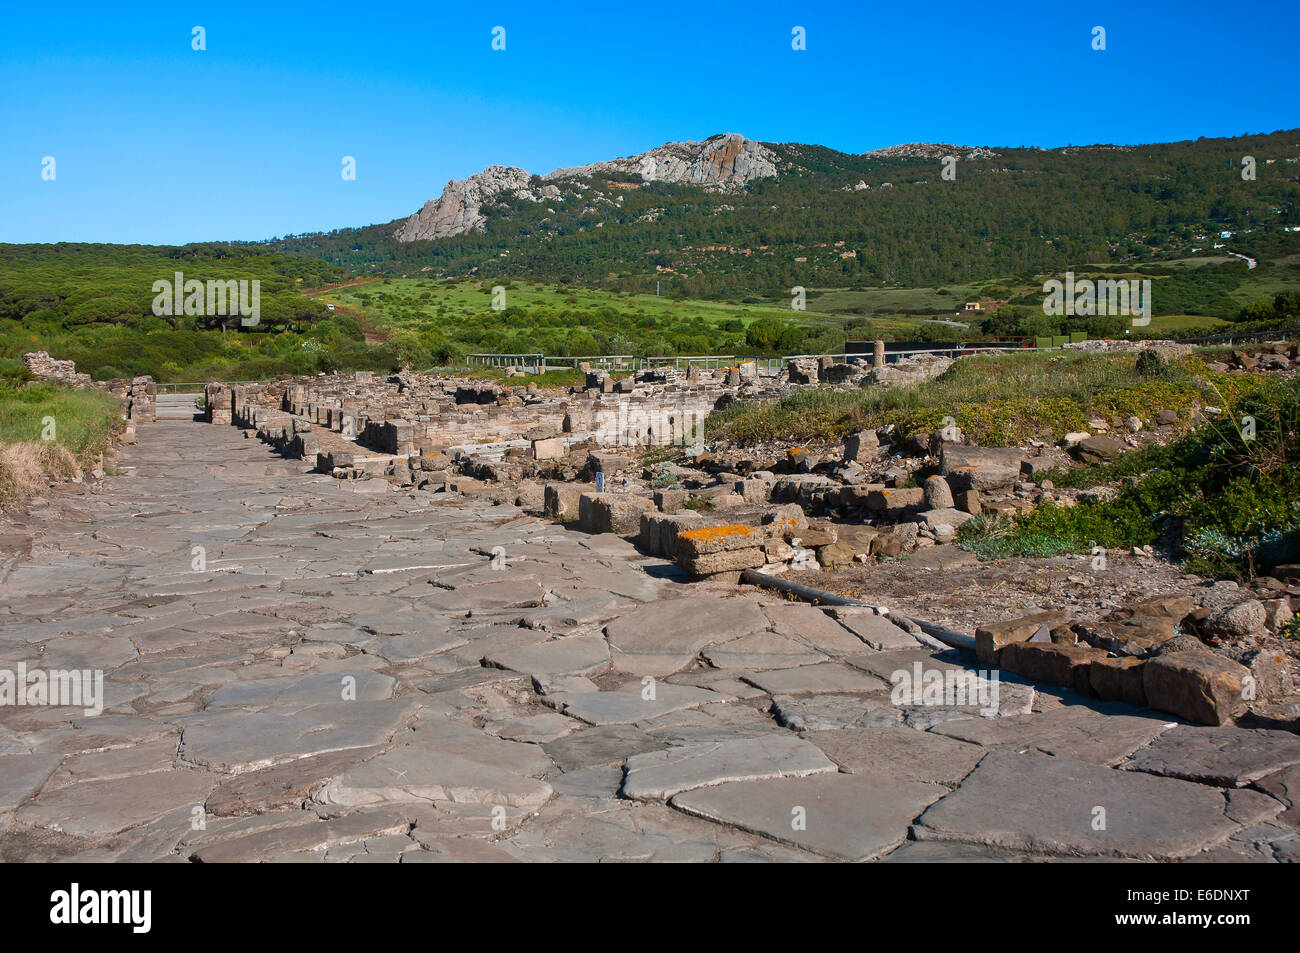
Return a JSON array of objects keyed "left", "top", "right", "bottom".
[
  {"left": 1202, "top": 600, "right": 1268, "bottom": 642},
  {"left": 923, "top": 475, "right": 955, "bottom": 509},
  {"left": 1143, "top": 653, "right": 1252, "bottom": 726},
  {"left": 940, "top": 445, "right": 1023, "bottom": 491},
  {"left": 1070, "top": 434, "right": 1127, "bottom": 464},
  {"left": 843, "top": 430, "right": 880, "bottom": 463}
]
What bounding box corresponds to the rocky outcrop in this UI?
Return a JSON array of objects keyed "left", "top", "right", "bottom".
[
  {"left": 395, "top": 165, "right": 550, "bottom": 242},
  {"left": 544, "top": 133, "right": 778, "bottom": 189},
  {"left": 395, "top": 134, "right": 778, "bottom": 242},
  {"left": 860, "top": 142, "right": 999, "bottom": 161}
]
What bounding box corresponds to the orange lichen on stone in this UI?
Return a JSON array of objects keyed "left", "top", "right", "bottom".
[
  {"left": 680, "top": 525, "right": 756, "bottom": 543},
  {"left": 676, "top": 523, "right": 763, "bottom": 557}
]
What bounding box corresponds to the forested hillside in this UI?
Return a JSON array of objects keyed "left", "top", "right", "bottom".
[{"left": 265, "top": 131, "right": 1300, "bottom": 296}]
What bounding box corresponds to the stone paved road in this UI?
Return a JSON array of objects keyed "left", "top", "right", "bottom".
[{"left": 1, "top": 420, "right": 1297, "bottom": 862}]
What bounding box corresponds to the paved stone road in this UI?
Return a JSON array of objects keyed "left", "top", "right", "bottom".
[{"left": 1, "top": 420, "right": 1298, "bottom": 862}]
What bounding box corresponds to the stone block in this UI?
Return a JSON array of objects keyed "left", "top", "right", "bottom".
[
  {"left": 1089, "top": 656, "right": 1148, "bottom": 707},
  {"left": 1143, "top": 653, "right": 1252, "bottom": 726},
  {"left": 998, "top": 641, "right": 1105, "bottom": 695},
  {"left": 974, "top": 611, "right": 1074, "bottom": 665}
]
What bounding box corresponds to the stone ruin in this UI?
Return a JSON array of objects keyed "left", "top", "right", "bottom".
[{"left": 21, "top": 351, "right": 156, "bottom": 441}]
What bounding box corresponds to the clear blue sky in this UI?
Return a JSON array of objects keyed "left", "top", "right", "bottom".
[{"left": 2, "top": 0, "right": 1296, "bottom": 244}]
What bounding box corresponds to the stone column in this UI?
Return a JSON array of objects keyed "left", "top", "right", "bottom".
[{"left": 873, "top": 339, "right": 886, "bottom": 369}]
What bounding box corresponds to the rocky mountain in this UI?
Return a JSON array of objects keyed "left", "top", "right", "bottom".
[
  {"left": 395, "top": 133, "right": 779, "bottom": 242},
  {"left": 394, "top": 166, "right": 561, "bottom": 243},
  {"left": 269, "top": 129, "right": 1300, "bottom": 294}
]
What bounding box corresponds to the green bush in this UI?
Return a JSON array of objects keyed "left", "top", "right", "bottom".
[{"left": 961, "top": 375, "right": 1300, "bottom": 579}]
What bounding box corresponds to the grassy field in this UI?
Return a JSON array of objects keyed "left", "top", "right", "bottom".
[
  {"left": 957, "top": 373, "right": 1300, "bottom": 579},
  {"left": 318, "top": 278, "right": 807, "bottom": 334},
  {"left": 706, "top": 349, "right": 1266, "bottom": 448},
  {"left": 0, "top": 382, "right": 121, "bottom": 503}
]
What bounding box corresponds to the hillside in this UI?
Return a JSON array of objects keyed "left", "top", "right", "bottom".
[{"left": 265, "top": 130, "right": 1300, "bottom": 296}]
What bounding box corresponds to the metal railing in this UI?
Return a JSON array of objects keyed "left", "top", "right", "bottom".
[{"left": 155, "top": 379, "right": 271, "bottom": 394}]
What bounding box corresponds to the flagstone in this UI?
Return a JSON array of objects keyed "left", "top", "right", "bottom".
[
  {"left": 672, "top": 772, "right": 946, "bottom": 861},
  {"left": 702, "top": 632, "right": 827, "bottom": 670},
  {"left": 16, "top": 767, "right": 217, "bottom": 836},
  {"left": 742, "top": 663, "right": 890, "bottom": 696},
  {"left": 772, "top": 693, "right": 903, "bottom": 731},
  {"left": 913, "top": 751, "right": 1284, "bottom": 860},
  {"left": 0, "top": 753, "right": 62, "bottom": 812},
  {"left": 621, "top": 735, "right": 837, "bottom": 800},
  {"left": 604, "top": 595, "right": 769, "bottom": 676},
  {"left": 548, "top": 683, "right": 727, "bottom": 726},
  {"left": 314, "top": 746, "right": 554, "bottom": 809},
  {"left": 203, "top": 670, "right": 396, "bottom": 709},
  {"left": 932, "top": 707, "right": 1178, "bottom": 766},
  {"left": 1121, "top": 726, "right": 1300, "bottom": 787},
  {"left": 484, "top": 634, "right": 611, "bottom": 678},
  {"left": 178, "top": 700, "right": 419, "bottom": 773},
  {"left": 804, "top": 725, "right": 984, "bottom": 784}
]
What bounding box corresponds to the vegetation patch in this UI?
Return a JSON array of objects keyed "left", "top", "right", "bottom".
[
  {"left": 708, "top": 351, "right": 1228, "bottom": 448},
  {"left": 958, "top": 376, "right": 1300, "bottom": 578},
  {"left": 0, "top": 381, "right": 121, "bottom": 503}
]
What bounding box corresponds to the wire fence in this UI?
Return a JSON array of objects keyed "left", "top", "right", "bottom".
[{"left": 153, "top": 327, "right": 1299, "bottom": 390}]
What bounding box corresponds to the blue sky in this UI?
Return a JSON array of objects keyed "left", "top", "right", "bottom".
[{"left": 2, "top": 0, "right": 1296, "bottom": 244}]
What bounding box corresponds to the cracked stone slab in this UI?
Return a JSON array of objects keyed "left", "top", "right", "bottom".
[
  {"left": 548, "top": 683, "right": 727, "bottom": 726},
  {"left": 1121, "top": 726, "right": 1300, "bottom": 787},
  {"left": 482, "top": 711, "right": 580, "bottom": 744},
  {"left": 44, "top": 737, "right": 180, "bottom": 790},
  {"left": 771, "top": 693, "right": 902, "bottom": 731},
  {"left": 403, "top": 834, "right": 521, "bottom": 863},
  {"left": 741, "top": 663, "right": 890, "bottom": 696},
  {"left": 620, "top": 735, "right": 836, "bottom": 800},
  {"left": 702, "top": 632, "right": 827, "bottom": 670},
  {"left": 206, "top": 746, "right": 388, "bottom": 816},
  {"left": 420, "top": 579, "right": 547, "bottom": 611},
  {"left": 501, "top": 796, "right": 761, "bottom": 863},
  {"left": 758, "top": 602, "right": 866, "bottom": 655},
  {"left": 604, "top": 595, "right": 769, "bottom": 676},
  {"left": 0, "top": 753, "right": 63, "bottom": 812},
  {"left": 1186, "top": 822, "right": 1300, "bottom": 863},
  {"left": 314, "top": 745, "right": 554, "bottom": 810},
  {"left": 202, "top": 670, "right": 397, "bottom": 709},
  {"left": 672, "top": 772, "right": 946, "bottom": 861},
  {"left": 188, "top": 810, "right": 414, "bottom": 863},
  {"left": 1254, "top": 764, "right": 1300, "bottom": 831},
  {"left": 875, "top": 841, "right": 1132, "bottom": 863},
  {"left": 405, "top": 715, "right": 554, "bottom": 778},
  {"left": 932, "top": 706, "right": 1178, "bottom": 766},
  {"left": 484, "top": 634, "right": 611, "bottom": 678},
  {"left": 913, "top": 750, "right": 1283, "bottom": 860},
  {"left": 178, "top": 699, "right": 419, "bottom": 773},
  {"left": 845, "top": 647, "right": 972, "bottom": 683},
  {"left": 16, "top": 767, "right": 218, "bottom": 836},
  {"left": 541, "top": 725, "right": 667, "bottom": 772},
  {"left": 828, "top": 610, "right": 920, "bottom": 650},
  {"left": 639, "top": 701, "right": 785, "bottom": 745},
  {"left": 804, "top": 726, "right": 984, "bottom": 784}
]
